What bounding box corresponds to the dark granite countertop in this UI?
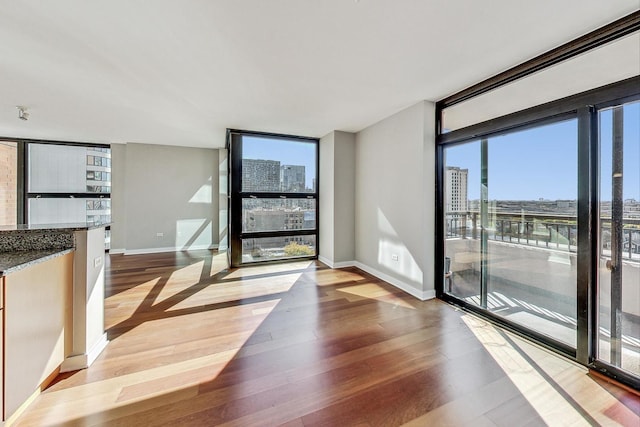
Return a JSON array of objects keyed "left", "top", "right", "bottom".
[
  {"left": 0, "top": 248, "right": 75, "bottom": 277},
  {"left": 0, "top": 222, "right": 110, "bottom": 232}
]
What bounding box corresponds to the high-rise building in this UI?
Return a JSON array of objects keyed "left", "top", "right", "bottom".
[
  {"left": 0, "top": 141, "right": 17, "bottom": 226},
  {"left": 280, "top": 165, "right": 306, "bottom": 192},
  {"left": 242, "top": 159, "right": 281, "bottom": 192},
  {"left": 445, "top": 166, "right": 468, "bottom": 213}
]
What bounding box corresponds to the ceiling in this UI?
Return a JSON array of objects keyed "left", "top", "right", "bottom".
[{"left": 1, "top": 1, "right": 638, "bottom": 148}]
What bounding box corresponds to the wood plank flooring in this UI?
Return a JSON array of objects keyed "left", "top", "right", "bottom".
[{"left": 13, "top": 250, "right": 640, "bottom": 426}]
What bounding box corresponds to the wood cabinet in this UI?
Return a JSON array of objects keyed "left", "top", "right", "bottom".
[
  {"left": 1, "top": 276, "right": 4, "bottom": 422},
  {"left": 2, "top": 252, "right": 73, "bottom": 423}
]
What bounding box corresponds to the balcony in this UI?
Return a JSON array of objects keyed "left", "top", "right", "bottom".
[{"left": 445, "top": 211, "right": 640, "bottom": 376}]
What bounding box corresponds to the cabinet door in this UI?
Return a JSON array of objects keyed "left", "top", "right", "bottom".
[
  {"left": 1, "top": 309, "right": 4, "bottom": 421},
  {"left": 1, "top": 276, "right": 4, "bottom": 421},
  {"left": 4, "top": 253, "right": 72, "bottom": 419}
]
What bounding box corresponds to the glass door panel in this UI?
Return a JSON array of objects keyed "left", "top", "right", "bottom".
[
  {"left": 444, "top": 119, "right": 578, "bottom": 349},
  {"left": 486, "top": 120, "right": 578, "bottom": 348},
  {"left": 444, "top": 141, "right": 482, "bottom": 299},
  {"left": 598, "top": 101, "right": 640, "bottom": 376}
]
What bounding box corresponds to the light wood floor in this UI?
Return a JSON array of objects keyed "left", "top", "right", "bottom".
[{"left": 14, "top": 250, "right": 640, "bottom": 426}]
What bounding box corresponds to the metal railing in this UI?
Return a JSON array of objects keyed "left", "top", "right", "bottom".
[{"left": 446, "top": 211, "right": 640, "bottom": 261}]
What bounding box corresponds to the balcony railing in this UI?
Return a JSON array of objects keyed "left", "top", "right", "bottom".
[{"left": 446, "top": 211, "right": 640, "bottom": 262}]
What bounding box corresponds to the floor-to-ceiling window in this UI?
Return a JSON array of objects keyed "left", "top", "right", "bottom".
[
  {"left": 227, "top": 130, "right": 319, "bottom": 267},
  {"left": 0, "top": 138, "right": 112, "bottom": 247},
  {"left": 436, "top": 14, "right": 639, "bottom": 389}
]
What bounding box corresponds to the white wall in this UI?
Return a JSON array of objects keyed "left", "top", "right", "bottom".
[
  {"left": 355, "top": 101, "right": 436, "bottom": 300},
  {"left": 319, "top": 131, "right": 356, "bottom": 267},
  {"left": 319, "top": 132, "right": 335, "bottom": 263},
  {"left": 110, "top": 143, "right": 219, "bottom": 254},
  {"left": 334, "top": 131, "right": 356, "bottom": 263}
]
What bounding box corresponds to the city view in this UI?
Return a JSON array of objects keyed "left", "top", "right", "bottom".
[{"left": 240, "top": 136, "right": 317, "bottom": 262}]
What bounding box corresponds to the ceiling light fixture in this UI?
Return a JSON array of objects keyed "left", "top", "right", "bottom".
[{"left": 17, "top": 106, "right": 29, "bottom": 121}]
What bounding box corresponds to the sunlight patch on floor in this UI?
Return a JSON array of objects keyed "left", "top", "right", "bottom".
[
  {"left": 460, "top": 314, "right": 638, "bottom": 426},
  {"left": 152, "top": 260, "right": 206, "bottom": 303},
  {"left": 208, "top": 252, "right": 230, "bottom": 277},
  {"left": 105, "top": 277, "right": 162, "bottom": 329},
  {"left": 22, "top": 301, "right": 280, "bottom": 427},
  {"left": 337, "top": 283, "right": 415, "bottom": 309},
  {"left": 224, "top": 260, "right": 313, "bottom": 280},
  {"left": 306, "top": 268, "right": 368, "bottom": 286},
  {"left": 166, "top": 273, "right": 301, "bottom": 311}
]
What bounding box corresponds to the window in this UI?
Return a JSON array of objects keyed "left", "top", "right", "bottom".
[
  {"left": 27, "top": 144, "right": 112, "bottom": 226},
  {"left": 228, "top": 130, "right": 318, "bottom": 266}
]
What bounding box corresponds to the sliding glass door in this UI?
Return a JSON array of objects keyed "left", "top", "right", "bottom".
[
  {"left": 228, "top": 130, "right": 318, "bottom": 267},
  {"left": 597, "top": 100, "right": 640, "bottom": 377},
  {"left": 438, "top": 76, "right": 640, "bottom": 388},
  {"left": 444, "top": 118, "right": 579, "bottom": 351}
]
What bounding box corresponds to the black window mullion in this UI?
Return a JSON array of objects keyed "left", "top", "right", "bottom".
[
  {"left": 576, "top": 106, "right": 597, "bottom": 365},
  {"left": 26, "top": 193, "right": 111, "bottom": 198},
  {"left": 229, "top": 132, "right": 243, "bottom": 267},
  {"left": 241, "top": 229, "right": 317, "bottom": 240},
  {"left": 17, "top": 141, "right": 26, "bottom": 224},
  {"left": 240, "top": 193, "right": 317, "bottom": 199}
]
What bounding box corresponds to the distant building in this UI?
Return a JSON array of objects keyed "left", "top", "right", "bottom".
[
  {"left": 445, "top": 167, "right": 468, "bottom": 213},
  {"left": 242, "top": 159, "right": 281, "bottom": 192},
  {"left": 280, "top": 165, "right": 306, "bottom": 192},
  {"left": 0, "top": 142, "right": 17, "bottom": 226}
]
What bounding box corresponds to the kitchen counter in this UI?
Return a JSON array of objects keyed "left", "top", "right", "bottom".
[
  {"left": 0, "top": 223, "right": 109, "bottom": 424},
  {"left": 0, "top": 222, "right": 110, "bottom": 232},
  {"left": 0, "top": 222, "right": 110, "bottom": 253},
  {"left": 0, "top": 248, "right": 75, "bottom": 276}
]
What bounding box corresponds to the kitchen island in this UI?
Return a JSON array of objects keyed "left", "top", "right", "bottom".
[{"left": 0, "top": 223, "right": 108, "bottom": 425}]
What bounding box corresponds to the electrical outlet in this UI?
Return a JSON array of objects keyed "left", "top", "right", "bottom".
[
  {"left": 391, "top": 254, "right": 399, "bottom": 261},
  {"left": 94, "top": 256, "right": 102, "bottom": 267}
]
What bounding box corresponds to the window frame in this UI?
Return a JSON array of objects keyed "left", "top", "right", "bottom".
[{"left": 227, "top": 129, "right": 319, "bottom": 267}]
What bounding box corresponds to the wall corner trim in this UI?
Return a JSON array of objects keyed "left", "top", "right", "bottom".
[
  {"left": 60, "top": 333, "right": 108, "bottom": 373},
  {"left": 318, "top": 256, "right": 356, "bottom": 269},
  {"left": 353, "top": 261, "right": 435, "bottom": 301}
]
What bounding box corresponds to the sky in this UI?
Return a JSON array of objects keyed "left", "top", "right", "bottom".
[
  {"left": 445, "top": 101, "right": 640, "bottom": 201},
  {"left": 242, "top": 136, "right": 317, "bottom": 187}
]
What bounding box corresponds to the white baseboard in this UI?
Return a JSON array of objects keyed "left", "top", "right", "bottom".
[
  {"left": 333, "top": 260, "right": 356, "bottom": 268},
  {"left": 60, "top": 333, "right": 108, "bottom": 372},
  {"left": 109, "top": 248, "right": 125, "bottom": 254},
  {"left": 317, "top": 256, "right": 356, "bottom": 269},
  {"left": 123, "top": 244, "right": 219, "bottom": 255},
  {"left": 353, "top": 261, "right": 435, "bottom": 301}
]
